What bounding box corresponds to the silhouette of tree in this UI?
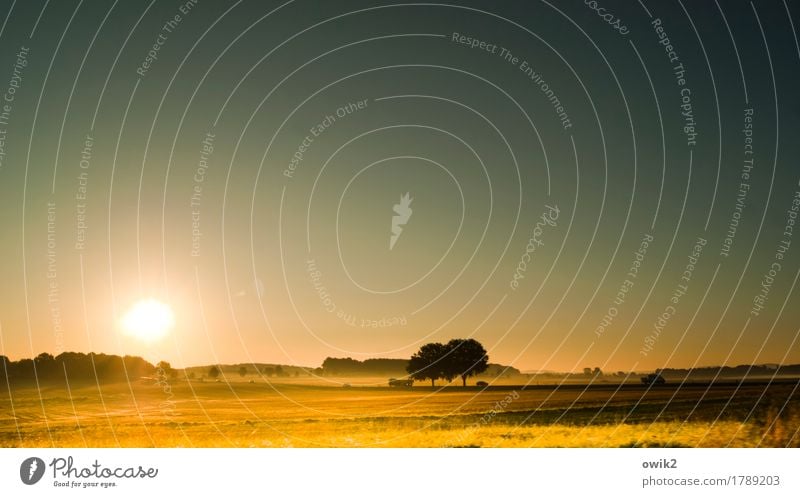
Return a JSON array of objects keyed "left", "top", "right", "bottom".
[
  {"left": 158, "top": 361, "right": 179, "bottom": 379},
  {"left": 407, "top": 342, "right": 448, "bottom": 387},
  {"left": 445, "top": 339, "right": 489, "bottom": 386},
  {"left": 208, "top": 366, "right": 220, "bottom": 379},
  {"left": 262, "top": 366, "right": 274, "bottom": 377},
  {"left": 238, "top": 366, "right": 247, "bottom": 377},
  {"left": 275, "top": 365, "right": 284, "bottom": 377},
  {"left": 157, "top": 361, "right": 173, "bottom": 377}
]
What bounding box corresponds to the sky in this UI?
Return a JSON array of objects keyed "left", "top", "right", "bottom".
[{"left": 0, "top": 0, "right": 799, "bottom": 373}]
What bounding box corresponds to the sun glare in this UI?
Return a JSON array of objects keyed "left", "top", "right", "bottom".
[{"left": 121, "top": 299, "right": 175, "bottom": 342}]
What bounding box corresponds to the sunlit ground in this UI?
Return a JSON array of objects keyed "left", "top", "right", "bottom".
[{"left": 1, "top": 379, "right": 798, "bottom": 448}]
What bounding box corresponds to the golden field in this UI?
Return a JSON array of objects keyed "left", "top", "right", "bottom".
[{"left": 1, "top": 378, "right": 798, "bottom": 448}]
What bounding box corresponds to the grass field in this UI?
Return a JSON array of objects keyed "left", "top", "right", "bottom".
[{"left": 2, "top": 378, "right": 799, "bottom": 448}]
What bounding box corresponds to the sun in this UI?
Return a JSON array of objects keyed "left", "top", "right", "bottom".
[{"left": 121, "top": 299, "right": 175, "bottom": 342}]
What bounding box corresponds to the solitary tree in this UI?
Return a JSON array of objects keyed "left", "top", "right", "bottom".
[
  {"left": 208, "top": 366, "right": 220, "bottom": 379},
  {"left": 446, "top": 338, "right": 489, "bottom": 386},
  {"left": 238, "top": 366, "right": 247, "bottom": 377},
  {"left": 407, "top": 342, "right": 448, "bottom": 387},
  {"left": 275, "top": 365, "right": 284, "bottom": 377},
  {"left": 157, "top": 360, "right": 177, "bottom": 379},
  {"left": 262, "top": 366, "right": 275, "bottom": 377}
]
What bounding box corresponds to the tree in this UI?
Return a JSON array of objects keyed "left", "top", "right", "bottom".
[
  {"left": 445, "top": 339, "right": 489, "bottom": 386},
  {"left": 34, "top": 352, "right": 56, "bottom": 377},
  {"left": 238, "top": 366, "right": 247, "bottom": 377},
  {"left": 593, "top": 367, "right": 602, "bottom": 377},
  {"left": 583, "top": 367, "right": 592, "bottom": 376},
  {"left": 407, "top": 342, "right": 448, "bottom": 387},
  {"left": 321, "top": 357, "right": 360, "bottom": 376},
  {"left": 36, "top": 352, "right": 55, "bottom": 362},
  {"left": 275, "top": 365, "right": 284, "bottom": 377},
  {"left": 157, "top": 361, "right": 175, "bottom": 379},
  {"left": 208, "top": 366, "right": 220, "bottom": 379},
  {"left": 262, "top": 366, "right": 274, "bottom": 377}
]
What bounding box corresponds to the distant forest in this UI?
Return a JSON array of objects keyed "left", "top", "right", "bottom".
[
  {"left": 657, "top": 364, "right": 800, "bottom": 378},
  {"left": 0, "top": 352, "right": 155, "bottom": 384},
  {"left": 2, "top": 352, "right": 799, "bottom": 384},
  {"left": 320, "top": 357, "right": 521, "bottom": 377},
  {"left": 0, "top": 353, "right": 523, "bottom": 383}
]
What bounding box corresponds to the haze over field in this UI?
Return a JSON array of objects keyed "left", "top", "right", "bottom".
[{"left": 3, "top": 350, "right": 799, "bottom": 448}]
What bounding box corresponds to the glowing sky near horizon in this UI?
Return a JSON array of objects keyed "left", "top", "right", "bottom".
[{"left": 0, "top": 0, "right": 799, "bottom": 373}]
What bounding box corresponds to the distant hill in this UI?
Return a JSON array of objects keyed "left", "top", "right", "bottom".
[{"left": 481, "top": 363, "right": 523, "bottom": 377}]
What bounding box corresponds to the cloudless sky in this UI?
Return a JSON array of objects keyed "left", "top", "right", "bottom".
[{"left": 0, "top": 0, "right": 798, "bottom": 373}]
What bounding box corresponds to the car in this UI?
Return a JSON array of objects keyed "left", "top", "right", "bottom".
[
  {"left": 476, "top": 381, "right": 489, "bottom": 387},
  {"left": 388, "top": 378, "right": 413, "bottom": 387},
  {"left": 342, "top": 383, "right": 352, "bottom": 388},
  {"left": 641, "top": 373, "right": 666, "bottom": 385}
]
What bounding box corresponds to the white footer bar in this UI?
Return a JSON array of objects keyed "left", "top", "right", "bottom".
[{"left": 1, "top": 448, "right": 796, "bottom": 496}]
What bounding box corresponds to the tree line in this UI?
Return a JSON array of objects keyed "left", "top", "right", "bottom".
[
  {"left": 320, "top": 357, "right": 408, "bottom": 376},
  {"left": 317, "top": 340, "right": 491, "bottom": 385},
  {"left": 0, "top": 352, "right": 155, "bottom": 384}
]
